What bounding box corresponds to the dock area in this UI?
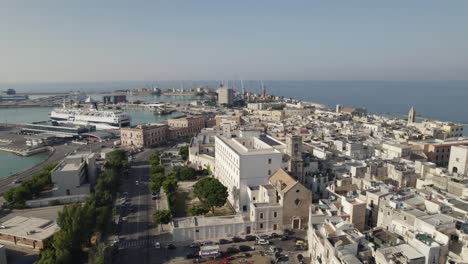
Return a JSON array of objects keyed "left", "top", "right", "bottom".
[{"left": 0, "top": 128, "right": 51, "bottom": 156}]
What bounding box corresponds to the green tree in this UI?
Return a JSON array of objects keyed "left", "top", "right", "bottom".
[
  {"left": 153, "top": 209, "right": 171, "bottom": 226},
  {"left": 149, "top": 150, "right": 161, "bottom": 167},
  {"left": 176, "top": 166, "right": 196, "bottom": 181},
  {"left": 179, "top": 145, "right": 189, "bottom": 161},
  {"left": 193, "top": 177, "right": 228, "bottom": 213},
  {"left": 150, "top": 164, "right": 165, "bottom": 174},
  {"left": 189, "top": 204, "right": 209, "bottom": 216},
  {"left": 162, "top": 176, "right": 178, "bottom": 195}
]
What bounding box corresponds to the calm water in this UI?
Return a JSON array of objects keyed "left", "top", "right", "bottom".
[
  {"left": 0, "top": 151, "right": 49, "bottom": 178},
  {"left": 0, "top": 94, "right": 194, "bottom": 178}
]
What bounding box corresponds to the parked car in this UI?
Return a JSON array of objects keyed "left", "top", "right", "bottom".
[
  {"left": 135, "top": 180, "right": 139, "bottom": 185},
  {"left": 186, "top": 252, "right": 199, "bottom": 259},
  {"left": 280, "top": 235, "right": 290, "bottom": 241},
  {"left": 245, "top": 235, "right": 256, "bottom": 241},
  {"left": 232, "top": 236, "right": 243, "bottom": 243},
  {"left": 297, "top": 254, "right": 305, "bottom": 264},
  {"left": 154, "top": 242, "right": 161, "bottom": 249},
  {"left": 226, "top": 247, "right": 239, "bottom": 254},
  {"left": 276, "top": 255, "right": 289, "bottom": 263},
  {"left": 256, "top": 237, "right": 270, "bottom": 245},
  {"left": 269, "top": 232, "right": 279, "bottom": 239},
  {"left": 239, "top": 245, "right": 254, "bottom": 252},
  {"left": 219, "top": 239, "right": 230, "bottom": 245},
  {"left": 189, "top": 242, "right": 200, "bottom": 248},
  {"left": 167, "top": 244, "right": 176, "bottom": 249},
  {"left": 201, "top": 241, "right": 214, "bottom": 246},
  {"left": 295, "top": 239, "right": 308, "bottom": 250}
]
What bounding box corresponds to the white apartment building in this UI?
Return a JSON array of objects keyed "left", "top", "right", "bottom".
[
  {"left": 214, "top": 135, "right": 284, "bottom": 212},
  {"left": 449, "top": 145, "right": 468, "bottom": 175}
]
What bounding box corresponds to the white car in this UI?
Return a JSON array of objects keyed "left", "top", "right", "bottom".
[
  {"left": 256, "top": 238, "right": 270, "bottom": 245},
  {"left": 135, "top": 180, "right": 139, "bottom": 186},
  {"left": 155, "top": 242, "right": 161, "bottom": 249}
]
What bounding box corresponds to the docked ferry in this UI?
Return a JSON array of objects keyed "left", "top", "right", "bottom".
[{"left": 50, "top": 101, "right": 131, "bottom": 130}]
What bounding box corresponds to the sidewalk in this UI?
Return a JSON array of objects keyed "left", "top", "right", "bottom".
[{"left": 154, "top": 189, "right": 172, "bottom": 234}]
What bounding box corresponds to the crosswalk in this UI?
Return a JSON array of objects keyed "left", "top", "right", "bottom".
[{"left": 118, "top": 238, "right": 159, "bottom": 250}]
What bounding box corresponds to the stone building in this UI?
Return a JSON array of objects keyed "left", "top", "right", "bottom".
[
  {"left": 269, "top": 169, "right": 312, "bottom": 230},
  {"left": 120, "top": 123, "right": 168, "bottom": 148},
  {"left": 168, "top": 116, "right": 206, "bottom": 139}
]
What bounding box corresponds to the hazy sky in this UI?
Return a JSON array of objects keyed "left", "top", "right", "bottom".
[{"left": 1, "top": 0, "right": 468, "bottom": 82}]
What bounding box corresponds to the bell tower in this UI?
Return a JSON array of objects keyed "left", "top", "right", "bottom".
[{"left": 286, "top": 135, "right": 304, "bottom": 183}]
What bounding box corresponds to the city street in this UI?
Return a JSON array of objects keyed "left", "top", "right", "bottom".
[{"left": 115, "top": 148, "right": 174, "bottom": 264}]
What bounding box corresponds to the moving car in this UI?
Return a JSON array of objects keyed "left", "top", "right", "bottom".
[{"left": 12, "top": 179, "right": 22, "bottom": 184}]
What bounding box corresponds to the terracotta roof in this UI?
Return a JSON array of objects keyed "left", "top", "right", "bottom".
[
  {"left": 269, "top": 169, "right": 298, "bottom": 193},
  {"left": 341, "top": 107, "right": 355, "bottom": 113}
]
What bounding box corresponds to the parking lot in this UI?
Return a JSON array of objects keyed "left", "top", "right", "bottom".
[{"left": 143, "top": 232, "right": 310, "bottom": 264}]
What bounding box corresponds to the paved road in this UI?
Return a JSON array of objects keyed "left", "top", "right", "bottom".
[{"left": 115, "top": 148, "right": 172, "bottom": 264}]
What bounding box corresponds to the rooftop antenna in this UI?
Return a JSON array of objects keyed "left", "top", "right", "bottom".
[
  {"left": 261, "top": 80, "right": 266, "bottom": 98},
  {"left": 241, "top": 79, "right": 245, "bottom": 96}
]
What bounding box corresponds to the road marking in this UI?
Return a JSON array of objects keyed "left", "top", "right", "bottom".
[{"left": 137, "top": 170, "right": 141, "bottom": 237}]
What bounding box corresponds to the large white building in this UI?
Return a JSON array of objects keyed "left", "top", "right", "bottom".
[
  {"left": 449, "top": 145, "right": 468, "bottom": 175},
  {"left": 214, "top": 135, "right": 285, "bottom": 212}
]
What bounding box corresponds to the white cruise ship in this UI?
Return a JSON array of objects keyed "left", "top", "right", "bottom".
[{"left": 50, "top": 102, "right": 131, "bottom": 130}]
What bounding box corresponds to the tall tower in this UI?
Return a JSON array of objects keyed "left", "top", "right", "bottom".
[
  {"left": 261, "top": 80, "right": 266, "bottom": 98},
  {"left": 286, "top": 135, "right": 304, "bottom": 183},
  {"left": 336, "top": 104, "right": 342, "bottom": 113},
  {"left": 408, "top": 106, "right": 416, "bottom": 124}
]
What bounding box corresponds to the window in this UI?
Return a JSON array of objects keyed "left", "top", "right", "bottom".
[
  {"left": 274, "top": 212, "right": 277, "bottom": 218},
  {"left": 243, "top": 206, "right": 247, "bottom": 212},
  {"left": 268, "top": 170, "right": 271, "bottom": 175},
  {"left": 260, "top": 213, "right": 264, "bottom": 219},
  {"left": 296, "top": 189, "right": 300, "bottom": 193},
  {"left": 260, "top": 223, "right": 263, "bottom": 229},
  {"left": 295, "top": 199, "right": 300, "bottom": 205},
  {"left": 268, "top": 158, "right": 272, "bottom": 164}
]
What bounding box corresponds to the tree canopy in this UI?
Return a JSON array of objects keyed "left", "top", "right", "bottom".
[
  {"left": 37, "top": 150, "right": 127, "bottom": 264},
  {"left": 153, "top": 209, "right": 171, "bottom": 225},
  {"left": 179, "top": 145, "right": 189, "bottom": 161},
  {"left": 3, "top": 163, "right": 57, "bottom": 208},
  {"left": 193, "top": 177, "right": 228, "bottom": 213}
]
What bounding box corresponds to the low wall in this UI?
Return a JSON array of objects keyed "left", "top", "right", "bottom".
[{"left": 26, "top": 194, "right": 88, "bottom": 208}]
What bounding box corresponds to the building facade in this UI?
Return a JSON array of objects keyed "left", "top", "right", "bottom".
[
  {"left": 214, "top": 135, "right": 283, "bottom": 212},
  {"left": 120, "top": 123, "right": 168, "bottom": 148}
]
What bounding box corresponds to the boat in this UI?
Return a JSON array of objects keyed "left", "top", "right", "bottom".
[
  {"left": 50, "top": 99, "right": 131, "bottom": 130},
  {"left": 154, "top": 108, "right": 173, "bottom": 115}
]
